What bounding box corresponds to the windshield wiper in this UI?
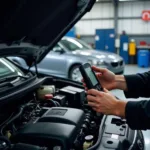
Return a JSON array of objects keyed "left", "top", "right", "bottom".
[
  {"left": 0, "top": 75, "right": 29, "bottom": 84},
  {"left": 0, "top": 82, "right": 14, "bottom": 88}
]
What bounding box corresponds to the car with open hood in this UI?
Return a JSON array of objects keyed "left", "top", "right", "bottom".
[
  {"left": 0, "top": 1, "right": 144, "bottom": 150},
  {"left": 9, "top": 36, "right": 124, "bottom": 82}
]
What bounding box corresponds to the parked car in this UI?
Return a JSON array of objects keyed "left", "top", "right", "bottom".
[{"left": 9, "top": 37, "right": 125, "bottom": 82}]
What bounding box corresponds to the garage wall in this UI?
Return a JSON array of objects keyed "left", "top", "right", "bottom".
[
  {"left": 129, "top": 35, "right": 150, "bottom": 45},
  {"left": 75, "top": 2, "right": 114, "bottom": 35},
  {"left": 75, "top": 1, "right": 150, "bottom": 36},
  {"left": 118, "top": 1, "right": 150, "bottom": 34}
]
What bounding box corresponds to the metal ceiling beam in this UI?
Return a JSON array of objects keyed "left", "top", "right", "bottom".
[
  {"left": 81, "top": 16, "right": 141, "bottom": 21},
  {"left": 96, "top": 0, "right": 112, "bottom": 3},
  {"left": 119, "top": 0, "right": 150, "bottom": 2}
]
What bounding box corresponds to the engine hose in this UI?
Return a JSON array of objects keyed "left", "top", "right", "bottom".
[
  {"left": 5, "top": 106, "right": 24, "bottom": 126},
  {"left": 0, "top": 106, "right": 25, "bottom": 136},
  {"left": 88, "top": 115, "right": 107, "bottom": 150},
  {"left": 0, "top": 136, "right": 11, "bottom": 149},
  {"left": 50, "top": 100, "right": 60, "bottom": 107},
  {"left": 0, "top": 113, "right": 14, "bottom": 128},
  {"left": 53, "top": 101, "right": 61, "bottom": 107}
]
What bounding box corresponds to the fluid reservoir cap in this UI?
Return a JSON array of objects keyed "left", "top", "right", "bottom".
[
  {"left": 44, "top": 94, "right": 53, "bottom": 100},
  {"left": 85, "top": 135, "right": 94, "bottom": 142},
  {"left": 91, "top": 121, "right": 96, "bottom": 127}
]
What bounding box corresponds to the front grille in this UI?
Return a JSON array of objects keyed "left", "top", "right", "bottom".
[
  {"left": 111, "top": 62, "right": 119, "bottom": 67},
  {"left": 111, "top": 60, "right": 123, "bottom": 67}
]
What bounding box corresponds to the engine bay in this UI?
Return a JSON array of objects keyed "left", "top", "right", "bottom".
[
  {"left": 0, "top": 77, "right": 103, "bottom": 150},
  {"left": 0, "top": 76, "right": 145, "bottom": 150}
]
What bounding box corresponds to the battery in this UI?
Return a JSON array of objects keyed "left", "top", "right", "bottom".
[
  {"left": 59, "top": 88, "right": 79, "bottom": 108},
  {"left": 52, "top": 94, "right": 66, "bottom": 106},
  {"left": 63, "top": 86, "right": 85, "bottom": 107}
]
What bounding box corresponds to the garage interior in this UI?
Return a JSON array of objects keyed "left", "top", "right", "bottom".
[
  {"left": 0, "top": 0, "right": 150, "bottom": 149},
  {"left": 66, "top": 0, "right": 150, "bottom": 149}
]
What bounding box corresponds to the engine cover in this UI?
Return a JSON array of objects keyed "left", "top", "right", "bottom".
[
  {"left": 38, "top": 107, "right": 85, "bottom": 129},
  {"left": 11, "top": 107, "right": 85, "bottom": 150},
  {"left": 12, "top": 122, "right": 77, "bottom": 150}
]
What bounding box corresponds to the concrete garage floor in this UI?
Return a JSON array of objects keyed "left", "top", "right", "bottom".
[{"left": 111, "top": 65, "right": 150, "bottom": 150}]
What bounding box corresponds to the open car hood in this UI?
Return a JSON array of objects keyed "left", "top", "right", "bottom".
[{"left": 0, "top": 0, "right": 95, "bottom": 66}]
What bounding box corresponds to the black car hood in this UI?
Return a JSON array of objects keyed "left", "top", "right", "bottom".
[{"left": 0, "top": 0, "right": 95, "bottom": 66}]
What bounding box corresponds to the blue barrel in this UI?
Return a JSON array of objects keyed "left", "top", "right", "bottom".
[{"left": 138, "top": 50, "right": 149, "bottom": 67}]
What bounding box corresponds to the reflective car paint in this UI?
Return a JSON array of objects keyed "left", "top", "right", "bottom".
[{"left": 8, "top": 37, "right": 125, "bottom": 80}]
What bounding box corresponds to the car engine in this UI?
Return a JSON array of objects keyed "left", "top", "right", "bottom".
[
  {"left": 0, "top": 77, "right": 144, "bottom": 150},
  {"left": 0, "top": 77, "right": 103, "bottom": 150}
]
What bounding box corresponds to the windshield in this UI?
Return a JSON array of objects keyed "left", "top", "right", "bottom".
[
  {"left": 60, "top": 38, "right": 92, "bottom": 51},
  {"left": 0, "top": 58, "right": 24, "bottom": 79}
]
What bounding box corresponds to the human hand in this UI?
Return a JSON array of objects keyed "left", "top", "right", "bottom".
[
  {"left": 92, "top": 66, "right": 116, "bottom": 90},
  {"left": 87, "top": 88, "right": 126, "bottom": 118}
]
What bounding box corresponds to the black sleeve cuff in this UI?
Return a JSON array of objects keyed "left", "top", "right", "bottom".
[
  {"left": 125, "top": 101, "right": 148, "bottom": 130},
  {"left": 125, "top": 101, "right": 139, "bottom": 129},
  {"left": 124, "top": 75, "right": 142, "bottom": 98}
]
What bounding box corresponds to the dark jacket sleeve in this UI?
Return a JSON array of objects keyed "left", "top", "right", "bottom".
[
  {"left": 125, "top": 100, "right": 150, "bottom": 130},
  {"left": 124, "top": 71, "right": 150, "bottom": 130},
  {"left": 124, "top": 71, "right": 150, "bottom": 98}
]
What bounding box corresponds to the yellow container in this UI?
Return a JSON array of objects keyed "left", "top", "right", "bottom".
[{"left": 129, "top": 42, "right": 136, "bottom": 56}]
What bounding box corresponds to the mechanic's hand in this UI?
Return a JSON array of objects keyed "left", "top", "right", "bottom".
[
  {"left": 92, "top": 66, "right": 116, "bottom": 90},
  {"left": 82, "top": 66, "right": 116, "bottom": 91},
  {"left": 87, "top": 88, "right": 126, "bottom": 118}
]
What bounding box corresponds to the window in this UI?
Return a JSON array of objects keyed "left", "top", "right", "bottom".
[
  {"left": 60, "top": 38, "right": 92, "bottom": 51},
  {"left": 52, "top": 44, "right": 62, "bottom": 52},
  {"left": 0, "top": 58, "right": 23, "bottom": 79}
]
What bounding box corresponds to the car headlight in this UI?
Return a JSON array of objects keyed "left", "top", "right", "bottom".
[
  {"left": 87, "top": 59, "right": 104, "bottom": 66},
  {"left": 97, "top": 60, "right": 104, "bottom": 65},
  {"left": 88, "top": 59, "right": 97, "bottom": 65}
]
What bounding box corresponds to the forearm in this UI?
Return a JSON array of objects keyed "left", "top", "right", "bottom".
[
  {"left": 114, "top": 75, "right": 128, "bottom": 91},
  {"left": 113, "top": 100, "right": 127, "bottom": 118}
]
